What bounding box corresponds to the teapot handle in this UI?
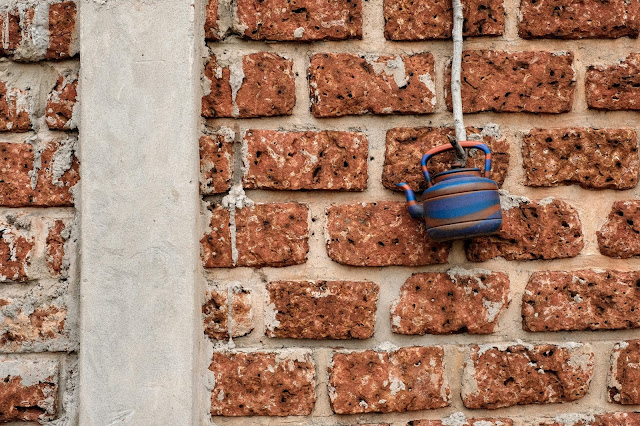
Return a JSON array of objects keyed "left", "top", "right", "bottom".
[{"left": 421, "top": 141, "right": 492, "bottom": 187}]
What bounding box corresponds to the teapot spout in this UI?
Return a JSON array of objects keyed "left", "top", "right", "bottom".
[{"left": 397, "top": 183, "right": 425, "bottom": 219}]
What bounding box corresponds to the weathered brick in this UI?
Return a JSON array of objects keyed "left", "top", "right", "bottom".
[
  {"left": 203, "top": 285, "right": 252, "bottom": 340},
  {"left": 384, "top": 0, "right": 504, "bottom": 40},
  {"left": 519, "top": 0, "right": 639, "bottom": 39},
  {"left": 201, "top": 204, "right": 233, "bottom": 268},
  {"left": 539, "top": 413, "right": 640, "bottom": 425},
  {"left": 326, "top": 202, "right": 450, "bottom": 266},
  {"left": 0, "top": 360, "right": 59, "bottom": 422},
  {"left": 0, "top": 81, "right": 31, "bottom": 132},
  {"left": 209, "top": 350, "right": 316, "bottom": 416},
  {"left": 466, "top": 196, "right": 584, "bottom": 261},
  {"left": 46, "top": 1, "right": 77, "bottom": 60},
  {"left": 202, "top": 52, "right": 295, "bottom": 118},
  {"left": 0, "top": 10, "right": 21, "bottom": 57},
  {"left": 46, "top": 220, "right": 70, "bottom": 276},
  {"left": 446, "top": 51, "right": 575, "bottom": 113},
  {"left": 410, "top": 416, "right": 513, "bottom": 426},
  {"left": 0, "top": 137, "right": 79, "bottom": 207},
  {"left": 236, "top": 0, "right": 362, "bottom": 41},
  {"left": 266, "top": 280, "right": 378, "bottom": 339},
  {"left": 0, "top": 216, "right": 33, "bottom": 282},
  {"left": 391, "top": 269, "right": 510, "bottom": 335},
  {"left": 243, "top": 129, "right": 368, "bottom": 191},
  {"left": 235, "top": 203, "right": 309, "bottom": 267},
  {"left": 309, "top": 53, "right": 436, "bottom": 118},
  {"left": 523, "top": 270, "right": 640, "bottom": 332},
  {"left": 382, "top": 126, "right": 509, "bottom": 193},
  {"left": 329, "top": 346, "right": 449, "bottom": 414},
  {"left": 609, "top": 340, "right": 640, "bottom": 404},
  {"left": 200, "top": 130, "right": 233, "bottom": 195},
  {"left": 597, "top": 200, "right": 640, "bottom": 258},
  {"left": 587, "top": 54, "right": 640, "bottom": 110},
  {"left": 46, "top": 71, "right": 78, "bottom": 131},
  {"left": 462, "top": 343, "right": 594, "bottom": 409},
  {"left": 205, "top": 0, "right": 220, "bottom": 40},
  {"left": 522, "top": 128, "right": 639, "bottom": 189}
]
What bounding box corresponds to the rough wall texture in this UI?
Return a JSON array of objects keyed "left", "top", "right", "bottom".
[
  {"left": 0, "top": 0, "right": 79, "bottom": 423},
  {"left": 201, "top": 0, "right": 640, "bottom": 423}
]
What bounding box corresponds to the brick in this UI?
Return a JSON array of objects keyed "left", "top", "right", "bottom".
[
  {"left": 46, "top": 220, "right": 70, "bottom": 276},
  {"left": 203, "top": 285, "right": 252, "bottom": 340},
  {"left": 205, "top": 0, "right": 220, "bottom": 40},
  {"left": 236, "top": 0, "right": 362, "bottom": 41},
  {"left": 0, "top": 81, "right": 31, "bottom": 132},
  {"left": 201, "top": 204, "right": 233, "bottom": 268},
  {"left": 523, "top": 270, "right": 640, "bottom": 332},
  {"left": 410, "top": 416, "right": 513, "bottom": 426},
  {"left": 391, "top": 269, "right": 510, "bottom": 335},
  {"left": 384, "top": 0, "right": 504, "bottom": 40},
  {"left": 0, "top": 137, "right": 79, "bottom": 207},
  {"left": 609, "top": 340, "right": 640, "bottom": 404},
  {"left": 466, "top": 196, "right": 584, "bottom": 261},
  {"left": 522, "top": 128, "right": 639, "bottom": 190},
  {"left": 462, "top": 343, "right": 594, "bottom": 409},
  {"left": 539, "top": 413, "right": 640, "bottom": 425},
  {"left": 243, "top": 129, "right": 368, "bottom": 191},
  {"left": 326, "top": 202, "right": 450, "bottom": 266},
  {"left": 0, "top": 216, "right": 33, "bottom": 282},
  {"left": 329, "top": 346, "right": 449, "bottom": 414},
  {"left": 46, "top": 1, "right": 77, "bottom": 59},
  {"left": 0, "top": 295, "right": 69, "bottom": 351},
  {"left": 309, "top": 53, "right": 436, "bottom": 118},
  {"left": 597, "top": 200, "right": 640, "bottom": 258},
  {"left": 0, "top": 10, "right": 21, "bottom": 57},
  {"left": 209, "top": 350, "right": 316, "bottom": 416},
  {"left": 202, "top": 52, "right": 295, "bottom": 118},
  {"left": 519, "top": 0, "right": 639, "bottom": 39},
  {"left": 446, "top": 51, "right": 575, "bottom": 113},
  {"left": 200, "top": 131, "right": 233, "bottom": 195},
  {"left": 382, "top": 126, "right": 509, "bottom": 193},
  {"left": 236, "top": 203, "right": 309, "bottom": 267},
  {"left": 46, "top": 71, "right": 78, "bottom": 131},
  {"left": 0, "top": 360, "right": 59, "bottom": 422},
  {"left": 587, "top": 54, "right": 640, "bottom": 110},
  {"left": 266, "top": 280, "right": 378, "bottom": 339}
]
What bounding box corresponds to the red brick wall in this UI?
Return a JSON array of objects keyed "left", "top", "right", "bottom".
[
  {"left": 0, "top": 1, "right": 79, "bottom": 423},
  {"left": 201, "top": 0, "right": 640, "bottom": 422}
]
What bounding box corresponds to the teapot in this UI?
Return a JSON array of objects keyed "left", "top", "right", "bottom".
[{"left": 397, "top": 141, "right": 502, "bottom": 242}]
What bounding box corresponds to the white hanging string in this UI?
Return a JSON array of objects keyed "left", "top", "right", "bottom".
[{"left": 450, "top": 0, "right": 467, "bottom": 167}]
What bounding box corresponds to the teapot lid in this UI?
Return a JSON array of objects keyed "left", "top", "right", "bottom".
[{"left": 423, "top": 168, "right": 499, "bottom": 199}]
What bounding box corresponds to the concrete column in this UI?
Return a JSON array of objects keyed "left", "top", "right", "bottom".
[{"left": 78, "top": 0, "right": 202, "bottom": 423}]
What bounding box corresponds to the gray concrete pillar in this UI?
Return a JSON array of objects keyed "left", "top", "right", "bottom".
[{"left": 78, "top": 0, "right": 202, "bottom": 423}]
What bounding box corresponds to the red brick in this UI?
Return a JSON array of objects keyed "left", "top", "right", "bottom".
[
  {"left": 46, "top": 1, "right": 77, "bottom": 60},
  {"left": 539, "top": 413, "right": 640, "bottom": 425},
  {"left": 0, "top": 360, "right": 59, "bottom": 422},
  {"left": 0, "top": 217, "right": 33, "bottom": 282},
  {"left": 0, "top": 11, "right": 21, "bottom": 57},
  {"left": 46, "top": 220, "right": 69, "bottom": 276},
  {"left": 0, "top": 81, "right": 31, "bottom": 132},
  {"left": 201, "top": 204, "right": 233, "bottom": 268},
  {"left": 0, "top": 137, "right": 80, "bottom": 207},
  {"left": 309, "top": 53, "right": 436, "bottom": 118},
  {"left": 209, "top": 350, "right": 316, "bottom": 416},
  {"left": 202, "top": 52, "right": 295, "bottom": 118},
  {"left": 382, "top": 126, "right": 509, "bottom": 193},
  {"left": 446, "top": 51, "right": 575, "bottom": 113},
  {"left": 523, "top": 270, "right": 640, "bottom": 332},
  {"left": 329, "top": 346, "right": 449, "bottom": 414},
  {"left": 462, "top": 343, "right": 594, "bottom": 409},
  {"left": 266, "top": 280, "right": 378, "bottom": 339},
  {"left": 391, "top": 269, "right": 510, "bottom": 335},
  {"left": 200, "top": 131, "right": 233, "bottom": 195},
  {"left": 203, "top": 285, "right": 252, "bottom": 340},
  {"left": 326, "top": 202, "right": 450, "bottom": 266},
  {"left": 609, "top": 340, "right": 640, "bottom": 404},
  {"left": 236, "top": 0, "right": 362, "bottom": 41},
  {"left": 236, "top": 203, "right": 309, "bottom": 267},
  {"left": 597, "top": 200, "right": 640, "bottom": 258},
  {"left": 587, "top": 54, "right": 640, "bottom": 110},
  {"left": 466, "top": 196, "right": 584, "bottom": 261},
  {"left": 519, "top": 0, "right": 639, "bottom": 39},
  {"left": 243, "top": 129, "right": 368, "bottom": 191},
  {"left": 205, "top": 0, "right": 220, "bottom": 40},
  {"left": 410, "top": 417, "right": 513, "bottom": 426},
  {"left": 522, "top": 128, "right": 639, "bottom": 189},
  {"left": 46, "top": 71, "right": 78, "bottom": 131},
  {"left": 384, "top": 0, "right": 504, "bottom": 40}
]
